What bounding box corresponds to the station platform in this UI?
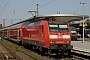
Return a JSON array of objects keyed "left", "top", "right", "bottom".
[{"left": 71, "top": 40, "right": 90, "bottom": 53}]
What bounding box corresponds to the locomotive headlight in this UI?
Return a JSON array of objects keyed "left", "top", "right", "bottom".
[
  {"left": 66, "top": 41, "right": 70, "bottom": 43},
  {"left": 50, "top": 35, "right": 58, "bottom": 38},
  {"left": 50, "top": 41, "right": 54, "bottom": 43},
  {"left": 62, "top": 35, "right": 70, "bottom": 38},
  {"left": 71, "top": 31, "right": 76, "bottom": 33}
]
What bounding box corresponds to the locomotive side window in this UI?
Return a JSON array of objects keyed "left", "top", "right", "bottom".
[
  {"left": 28, "top": 21, "right": 41, "bottom": 26},
  {"left": 28, "top": 23, "right": 34, "bottom": 26},
  {"left": 48, "top": 22, "right": 68, "bottom": 32}
]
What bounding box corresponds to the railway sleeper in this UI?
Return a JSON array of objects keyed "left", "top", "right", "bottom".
[
  {"left": 0, "top": 52, "right": 4, "bottom": 59},
  {"left": 8, "top": 52, "right": 16, "bottom": 59},
  {"left": 1, "top": 52, "right": 16, "bottom": 59}
]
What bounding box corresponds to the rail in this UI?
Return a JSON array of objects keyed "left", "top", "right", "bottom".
[
  {"left": 71, "top": 49, "right": 90, "bottom": 59},
  {"left": 0, "top": 40, "right": 23, "bottom": 60}
]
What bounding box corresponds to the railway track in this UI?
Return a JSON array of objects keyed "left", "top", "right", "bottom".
[
  {"left": 71, "top": 49, "right": 90, "bottom": 60},
  {"left": 1, "top": 39, "right": 90, "bottom": 60},
  {"left": 0, "top": 51, "right": 16, "bottom": 60},
  {"left": 21, "top": 47, "right": 90, "bottom": 60},
  {"left": 0, "top": 39, "right": 49, "bottom": 60},
  {"left": 0, "top": 40, "right": 23, "bottom": 60}
]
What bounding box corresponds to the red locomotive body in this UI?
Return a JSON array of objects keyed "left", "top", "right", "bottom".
[{"left": 22, "top": 20, "right": 72, "bottom": 55}]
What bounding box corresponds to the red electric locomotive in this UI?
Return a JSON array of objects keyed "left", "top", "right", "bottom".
[
  {"left": 22, "top": 20, "right": 73, "bottom": 56},
  {"left": 0, "top": 14, "right": 73, "bottom": 56}
]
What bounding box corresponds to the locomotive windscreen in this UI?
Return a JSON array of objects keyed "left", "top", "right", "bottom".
[{"left": 48, "top": 22, "right": 68, "bottom": 32}]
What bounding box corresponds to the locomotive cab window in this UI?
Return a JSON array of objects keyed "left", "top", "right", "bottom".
[{"left": 48, "top": 22, "right": 68, "bottom": 32}]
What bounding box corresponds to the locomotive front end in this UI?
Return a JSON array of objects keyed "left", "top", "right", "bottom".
[{"left": 47, "top": 21, "right": 73, "bottom": 55}]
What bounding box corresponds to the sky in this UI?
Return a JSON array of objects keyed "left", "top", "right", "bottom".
[{"left": 0, "top": 0, "right": 90, "bottom": 26}]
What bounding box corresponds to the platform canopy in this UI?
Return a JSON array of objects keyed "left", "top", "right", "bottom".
[
  {"left": 15, "top": 14, "right": 89, "bottom": 23},
  {"left": 6, "top": 14, "right": 89, "bottom": 27},
  {"left": 36, "top": 14, "right": 89, "bottom": 22}
]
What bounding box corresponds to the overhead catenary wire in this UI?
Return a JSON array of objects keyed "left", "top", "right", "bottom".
[
  {"left": 0, "top": 0, "right": 9, "bottom": 15},
  {"left": 19, "top": 12, "right": 30, "bottom": 19},
  {"left": 0, "top": 0, "right": 4, "bottom": 9},
  {"left": 19, "top": 0, "right": 56, "bottom": 19},
  {"left": 39, "top": 0, "right": 55, "bottom": 9}
]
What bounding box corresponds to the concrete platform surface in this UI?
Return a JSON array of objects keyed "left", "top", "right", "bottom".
[{"left": 71, "top": 41, "right": 90, "bottom": 52}]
